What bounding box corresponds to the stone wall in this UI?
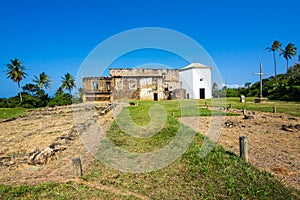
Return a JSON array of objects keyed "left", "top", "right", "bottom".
[
  {"left": 112, "top": 76, "right": 164, "bottom": 100},
  {"left": 82, "top": 77, "right": 113, "bottom": 102},
  {"left": 110, "top": 68, "right": 180, "bottom": 100},
  {"left": 82, "top": 68, "right": 184, "bottom": 102}
]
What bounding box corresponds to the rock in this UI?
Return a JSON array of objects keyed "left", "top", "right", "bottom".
[
  {"left": 243, "top": 115, "right": 254, "bottom": 119},
  {"left": 100, "top": 110, "right": 106, "bottom": 115},
  {"left": 281, "top": 125, "right": 294, "bottom": 132},
  {"left": 288, "top": 117, "right": 297, "bottom": 121},
  {"left": 0, "top": 117, "right": 16, "bottom": 123},
  {"left": 224, "top": 121, "right": 235, "bottom": 128},
  {"left": 28, "top": 147, "right": 55, "bottom": 165}
]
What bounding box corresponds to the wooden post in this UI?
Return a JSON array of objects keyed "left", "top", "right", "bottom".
[
  {"left": 239, "top": 136, "right": 248, "bottom": 162},
  {"left": 273, "top": 106, "right": 276, "bottom": 113},
  {"left": 242, "top": 109, "right": 247, "bottom": 116},
  {"left": 72, "top": 157, "right": 82, "bottom": 177}
]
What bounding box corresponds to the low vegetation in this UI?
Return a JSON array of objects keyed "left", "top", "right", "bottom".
[
  {"left": 0, "top": 108, "right": 27, "bottom": 119},
  {"left": 207, "top": 97, "right": 300, "bottom": 117},
  {"left": 1, "top": 100, "right": 299, "bottom": 199},
  {"left": 213, "top": 64, "right": 300, "bottom": 101}
]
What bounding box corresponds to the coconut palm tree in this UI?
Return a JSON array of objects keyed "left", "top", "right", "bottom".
[
  {"left": 5, "top": 58, "right": 28, "bottom": 101},
  {"left": 281, "top": 43, "right": 297, "bottom": 72},
  {"left": 33, "top": 72, "right": 52, "bottom": 90},
  {"left": 266, "top": 40, "right": 282, "bottom": 79},
  {"left": 61, "top": 73, "right": 75, "bottom": 94}
]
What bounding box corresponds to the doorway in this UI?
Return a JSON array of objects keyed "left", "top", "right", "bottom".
[
  {"left": 199, "top": 88, "right": 205, "bottom": 99},
  {"left": 153, "top": 93, "right": 158, "bottom": 101}
]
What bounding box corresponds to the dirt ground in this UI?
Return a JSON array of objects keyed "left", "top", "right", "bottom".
[
  {"left": 0, "top": 105, "right": 299, "bottom": 191},
  {"left": 0, "top": 104, "right": 113, "bottom": 185},
  {"left": 180, "top": 109, "right": 300, "bottom": 190}
]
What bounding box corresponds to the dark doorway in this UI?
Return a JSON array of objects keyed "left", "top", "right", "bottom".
[
  {"left": 199, "top": 88, "right": 205, "bottom": 99},
  {"left": 153, "top": 93, "right": 158, "bottom": 101},
  {"left": 187, "top": 93, "right": 189, "bottom": 99}
]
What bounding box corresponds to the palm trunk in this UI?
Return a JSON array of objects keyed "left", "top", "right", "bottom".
[
  {"left": 273, "top": 51, "right": 277, "bottom": 80},
  {"left": 18, "top": 81, "right": 22, "bottom": 102},
  {"left": 286, "top": 59, "right": 289, "bottom": 73}
]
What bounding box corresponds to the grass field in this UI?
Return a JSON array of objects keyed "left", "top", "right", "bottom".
[
  {"left": 0, "top": 100, "right": 299, "bottom": 199},
  {"left": 0, "top": 108, "right": 27, "bottom": 119},
  {"left": 204, "top": 97, "right": 300, "bottom": 117}
]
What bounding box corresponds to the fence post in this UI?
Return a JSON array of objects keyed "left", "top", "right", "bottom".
[
  {"left": 239, "top": 136, "right": 248, "bottom": 162},
  {"left": 273, "top": 106, "right": 276, "bottom": 113},
  {"left": 242, "top": 109, "right": 247, "bottom": 116},
  {"left": 72, "top": 157, "right": 82, "bottom": 177}
]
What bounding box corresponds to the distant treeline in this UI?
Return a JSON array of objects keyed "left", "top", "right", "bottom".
[{"left": 213, "top": 63, "right": 300, "bottom": 101}]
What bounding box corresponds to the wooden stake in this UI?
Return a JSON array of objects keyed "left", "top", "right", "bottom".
[
  {"left": 239, "top": 136, "right": 248, "bottom": 162},
  {"left": 242, "top": 109, "right": 247, "bottom": 116},
  {"left": 273, "top": 106, "right": 276, "bottom": 113},
  {"left": 72, "top": 157, "right": 82, "bottom": 177}
]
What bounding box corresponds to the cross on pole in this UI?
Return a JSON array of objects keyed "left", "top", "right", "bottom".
[{"left": 253, "top": 62, "right": 268, "bottom": 98}]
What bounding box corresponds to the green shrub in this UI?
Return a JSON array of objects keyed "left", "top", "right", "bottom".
[{"left": 47, "top": 93, "right": 72, "bottom": 107}]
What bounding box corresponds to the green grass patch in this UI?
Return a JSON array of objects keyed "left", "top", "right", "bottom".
[
  {"left": 1, "top": 100, "right": 299, "bottom": 199},
  {"left": 199, "top": 97, "right": 300, "bottom": 117},
  {"left": 91, "top": 100, "right": 298, "bottom": 199},
  {"left": 0, "top": 108, "right": 27, "bottom": 119},
  {"left": 0, "top": 182, "right": 139, "bottom": 199}
]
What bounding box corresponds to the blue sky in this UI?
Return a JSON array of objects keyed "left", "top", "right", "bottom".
[{"left": 0, "top": 0, "right": 299, "bottom": 97}]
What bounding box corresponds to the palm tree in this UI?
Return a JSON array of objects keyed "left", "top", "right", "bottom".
[
  {"left": 266, "top": 40, "right": 282, "bottom": 79},
  {"left": 281, "top": 43, "right": 297, "bottom": 72},
  {"left": 33, "top": 72, "right": 52, "bottom": 90},
  {"left": 61, "top": 73, "right": 75, "bottom": 94},
  {"left": 5, "top": 58, "right": 28, "bottom": 101}
]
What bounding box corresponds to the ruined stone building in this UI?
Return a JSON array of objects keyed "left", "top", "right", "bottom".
[{"left": 82, "top": 63, "right": 212, "bottom": 102}]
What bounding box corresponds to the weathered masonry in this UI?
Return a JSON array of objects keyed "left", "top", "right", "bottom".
[
  {"left": 82, "top": 68, "right": 185, "bottom": 102},
  {"left": 82, "top": 63, "right": 212, "bottom": 102}
]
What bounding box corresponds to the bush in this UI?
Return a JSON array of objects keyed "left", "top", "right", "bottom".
[{"left": 47, "top": 93, "right": 72, "bottom": 107}]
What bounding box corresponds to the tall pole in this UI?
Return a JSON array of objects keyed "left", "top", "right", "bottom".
[
  {"left": 253, "top": 62, "right": 268, "bottom": 99},
  {"left": 259, "top": 63, "right": 263, "bottom": 98}
]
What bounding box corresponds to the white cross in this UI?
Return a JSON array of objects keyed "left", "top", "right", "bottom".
[{"left": 253, "top": 62, "right": 268, "bottom": 98}]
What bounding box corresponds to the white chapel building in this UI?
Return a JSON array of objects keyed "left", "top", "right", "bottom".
[{"left": 179, "top": 63, "right": 212, "bottom": 99}]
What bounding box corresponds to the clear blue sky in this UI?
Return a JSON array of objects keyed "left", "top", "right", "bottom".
[{"left": 0, "top": 0, "right": 299, "bottom": 97}]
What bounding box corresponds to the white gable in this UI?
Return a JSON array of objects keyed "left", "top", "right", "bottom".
[{"left": 179, "top": 63, "right": 212, "bottom": 99}]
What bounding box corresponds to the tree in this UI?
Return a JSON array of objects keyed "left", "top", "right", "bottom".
[
  {"left": 281, "top": 43, "right": 297, "bottom": 72},
  {"left": 33, "top": 72, "right": 52, "bottom": 89},
  {"left": 61, "top": 73, "right": 75, "bottom": 94},
  {"left": 266, "top": 40, "right": 282, "bottom": 79},
  {"left": 22, "top": 83, "right": 39, "bottom": 95},
  {"left": 212, "top": 83, "right": 218, "bottom": 90},
  {"left": 244, "top": 82, "right": 251, "bottom": 89},
  {"left": 212, "top": 83, "right": 219, "bottom": 98},
  {"left": 5, "top": 58, "right": 28, "bottom": 101}
]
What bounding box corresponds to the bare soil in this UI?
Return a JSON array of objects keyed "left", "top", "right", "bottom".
[
  {"left": 0, "top": 105, "right": 113, "bottom": 185},
  {"left": 0, "top": 105, "right": 299, "bottom": 192},
  {"left": 180, "top": 109, "right": 300, "bottom": 190}
]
